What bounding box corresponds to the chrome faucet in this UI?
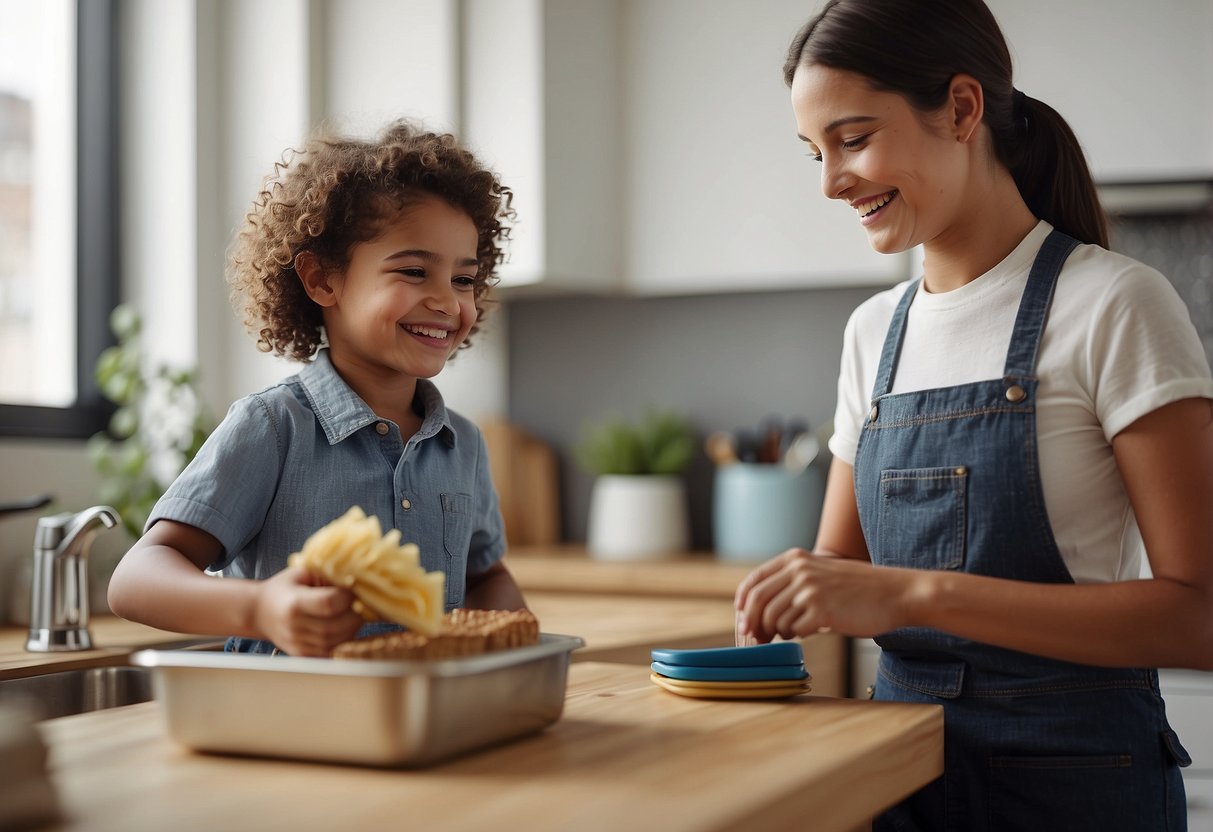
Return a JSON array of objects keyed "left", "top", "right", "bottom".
[{"left": 26, "top": 506, "right": 119, "bottom": 652}]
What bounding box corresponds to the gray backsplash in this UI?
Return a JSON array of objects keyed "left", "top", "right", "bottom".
[
  {"left": 507, "top": 211, "right": 1213, "bottom": 549},
  {"left": 1109, "top": 212, "right": 1213, "bottom": 364}
]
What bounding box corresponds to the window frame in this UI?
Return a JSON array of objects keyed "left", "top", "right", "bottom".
[{"left": 0, "top": 0, "right": 119, "bottom": 439}]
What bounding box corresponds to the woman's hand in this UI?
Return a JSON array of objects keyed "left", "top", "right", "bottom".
[
  {"left": 734, "top": 548, "right": 928, "bottom": 643},
  {"left": 252, "top": 567, "right": 364, "bottom": 656}
]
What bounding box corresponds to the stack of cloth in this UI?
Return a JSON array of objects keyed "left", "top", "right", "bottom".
[
  {"left": 649, "top": 643, "right": 811, "bottom": 699},
  {"left": 332, "top": 608, "right": 540, "bottom": 660}
]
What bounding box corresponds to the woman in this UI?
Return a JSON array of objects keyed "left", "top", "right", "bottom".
[{"left": 733, "top": 1, "right": 1213, "bottom": 828}]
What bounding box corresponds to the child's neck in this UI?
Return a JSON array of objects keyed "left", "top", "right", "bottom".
[
  {"left": 328, "top": 353, "right": 425, "bottom": 438},
  {"left": 368, "top": 387, "right": 425, "bottom": 439}
]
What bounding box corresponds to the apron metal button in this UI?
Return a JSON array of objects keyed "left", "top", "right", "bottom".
[
  {"left": 1005, "top": 385, "right": 1026, "bottom": 403},
  {"left": 869, "top": 404, "right": 879, "bottom": 422}
]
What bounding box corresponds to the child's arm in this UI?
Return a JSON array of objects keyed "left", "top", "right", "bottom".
[
  {"left": 107, "top": 519, "right": 364, "bottom": 656},
  {"left": 463, "top": 560, "right": 527, "bottom": 611}
]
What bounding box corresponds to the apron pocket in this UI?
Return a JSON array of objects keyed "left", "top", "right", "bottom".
[
  {"left": 987, "top": 753, "right": 1146, "bottom": 831},
  {"left": 1161, "top": 727, "right": 1191, "bottom": 768},
  {"left": 440, "top": 492, "right": 473, "bottom": 606},
  {"left": 878, "top": 467, "right": 967, "bottom": 570}
]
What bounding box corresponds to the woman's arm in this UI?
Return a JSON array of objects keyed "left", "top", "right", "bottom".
[
  {"left": 737, "top": 398, "right": 1213, "bottom": 670},
  {"left": 909, "top": 395, "right": 1213, "bottom": 670},
  {"left": 107, "top": 520, "right": 363, "bottom": 656}
]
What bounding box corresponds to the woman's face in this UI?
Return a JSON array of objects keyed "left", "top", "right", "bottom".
[{"left": 790, "top": 63, "right": 969, "bottom": 255}]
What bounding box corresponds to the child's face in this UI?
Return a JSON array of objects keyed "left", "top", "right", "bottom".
[
  {"left": 321, "top": 196, "right": 480, "bottom": 381},
  {"left": 790, "top": 63, "right": 969, "bottom": 256}
]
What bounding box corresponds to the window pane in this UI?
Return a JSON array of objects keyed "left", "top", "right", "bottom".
[{"left": 0, "top": 0, "right": 76, "bottom": 408}]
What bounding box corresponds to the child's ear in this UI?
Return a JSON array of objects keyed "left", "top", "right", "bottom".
[
  {"left": 948, "top": 73, "right": 984, "bottom": 144},
  {"left": 295, "top": 251, "right": 337, "bottom": 307}
]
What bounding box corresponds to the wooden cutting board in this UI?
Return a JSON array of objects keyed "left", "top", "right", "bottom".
[{"left": 480, "top": 419, "right": 561, "bottom": 546}]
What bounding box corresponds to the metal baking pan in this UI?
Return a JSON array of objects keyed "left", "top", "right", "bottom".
[{"left": 130, "top": 633, "right": 584, "bottom": 767}]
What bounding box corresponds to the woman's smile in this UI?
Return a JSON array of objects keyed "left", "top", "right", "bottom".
[{"left": 854, "top": 190, "right": 899, "bottom": 224}]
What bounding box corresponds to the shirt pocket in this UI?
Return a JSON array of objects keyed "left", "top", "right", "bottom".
[
  {"left": 877, "top": 466, "right": 967, "bottom": 571},
  {"left": 440, "top": 492, "right": 474, "bottom": 606}
]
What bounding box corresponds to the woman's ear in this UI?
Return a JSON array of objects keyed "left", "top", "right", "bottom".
[
  {"left": 295, "top": 251, "right": 337, "bottom": 307},
  {"left": 948, "top": 73, "right": 985, "bottom": 144}
]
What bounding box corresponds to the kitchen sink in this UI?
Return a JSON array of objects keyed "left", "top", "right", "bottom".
[
  {"left": 0, "top": 666, "right": 154, "bottom": 721},
  {"left": 0, "top": 639, "right": 224, "bottom": 721}
]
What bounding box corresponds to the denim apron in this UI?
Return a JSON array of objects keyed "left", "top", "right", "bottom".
[{"left": 855, "top": 230, "right": 1191, "bottom": 831}]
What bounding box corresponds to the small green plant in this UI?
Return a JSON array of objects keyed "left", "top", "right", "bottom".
[
  {"left": 576, "top": 411, "right": 696, "bottom": 476},
  {"left": 87, "top": 305, "right": 213, "bottom": 539}
]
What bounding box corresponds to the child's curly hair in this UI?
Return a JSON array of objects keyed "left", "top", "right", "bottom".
[{"left": 227, "top": 120, "right": 514, "bottom": 360}]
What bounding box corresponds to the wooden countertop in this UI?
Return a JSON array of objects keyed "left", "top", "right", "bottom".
[
  {"left": 2, "top": 594, "right": 843, "bottom": 697},
  {"left": 40, "top": 662, "right": 942, "bottom": 832},
  {"left": 0, "top": 618, "right": 207, "bottom": 681},
  {"left": 507, "top": 545, "right": 755, "bottom": 599}
]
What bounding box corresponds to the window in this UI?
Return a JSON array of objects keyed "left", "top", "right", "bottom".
[{"left": 0, "top": 0, "right": 118, "bottom": 438}]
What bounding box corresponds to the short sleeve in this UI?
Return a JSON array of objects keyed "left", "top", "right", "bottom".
[
  {"left": 829, "top": 304, "right": 878, "bottom": 466},
  {"left": 1087, "top": 264, "right": 1213, "bottom": 440},
  {"left": 466, "top": 428, "right": 506, "bottom": 575},
  {"left": 147, "top": 393, "right": 284, "bottom": 569}
]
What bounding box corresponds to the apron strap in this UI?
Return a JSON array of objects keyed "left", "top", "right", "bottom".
[
  {"left": 1002, "top": 229, "right": 1080, "bottom": 378},
  {"left": 868, "top": 229, "right": 1082, "bottom": 403},
  {"left": 869, "top": 278, "right": 920, "bottom": 401}
]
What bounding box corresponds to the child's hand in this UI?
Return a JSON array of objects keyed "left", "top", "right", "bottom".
[{"left": 252, "top": 567, "right": 364, "bottom": 656}]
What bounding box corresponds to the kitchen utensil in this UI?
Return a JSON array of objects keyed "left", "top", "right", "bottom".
[
  {"left": 131, "top": 633, "right": 584, "bottom": 767},
  {"left": 650, "top": 673, "right": 811, "bottom": 700},
  {"left": 704, "top": 431, "right": 738, "bottom": 466},
  {"left": 650, "top": 642, "right": 804, "bottom": 667},
  {"left": 650, "top": 661, "right": 809, "bottom": 683},
  {"left": 782, "top": 431, "right": 821, "bottom": 473}
]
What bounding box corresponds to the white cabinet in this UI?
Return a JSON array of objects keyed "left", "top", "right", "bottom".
[
  {"left": 464, "top": 0, "right": 906, "bottom": 296},
  {"left": 463, "top": 0, "right": 623, "bottom": 293},
  {"left": 619, "top": 0, "right": 904, "bottom": 294},
  {"left": 987, "top": 0, "right": 1213, "bottom": 183}
]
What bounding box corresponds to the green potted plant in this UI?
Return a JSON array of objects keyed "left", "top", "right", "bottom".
[
  {"left": 576, "top": 411, "right": 696, "bottom": 560},
  {"left": 87, "top": 304, "right": 213, "bottom": 540}
]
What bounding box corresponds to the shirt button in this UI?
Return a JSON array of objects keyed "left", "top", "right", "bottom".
[
  {"left": 868, "top": 404, "right": 879, "bottom": 422},
  {"left": 1005, "top": 385, "right": 1026, "bottom": 403},
  {"left": 375, "top": 422, "right": 389, "bottom": 435},
  {"left": 400, "top": 498, "right": 412, "bottom": 510}
]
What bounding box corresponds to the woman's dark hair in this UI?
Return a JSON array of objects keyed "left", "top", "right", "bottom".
[
  {"left": 784, "top": 0, "right": 1107, "bottom": 248},
  {"left": 228, "top": 120, "right": 515, "bottom": 360}
]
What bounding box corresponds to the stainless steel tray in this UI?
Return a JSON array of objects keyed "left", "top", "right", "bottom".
[{"left": 130, "top": 633, "right": 584, "bottom": 767}]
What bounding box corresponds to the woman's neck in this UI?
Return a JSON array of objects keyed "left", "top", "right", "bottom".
[{"left": 920, "top": 168, "right": 1039, "bottom": 294}]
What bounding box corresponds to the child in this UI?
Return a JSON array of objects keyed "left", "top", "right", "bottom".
[
  {"left": 108, "top": 120, "right": 526, "bottom": 657},
  {"left": 733, "top": 0, "right": 1213, "bottom": 829}
]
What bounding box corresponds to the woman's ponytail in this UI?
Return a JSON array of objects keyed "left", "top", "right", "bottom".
[{"left": 1001, "top": 94, "right": 1108, "bottom": 248}]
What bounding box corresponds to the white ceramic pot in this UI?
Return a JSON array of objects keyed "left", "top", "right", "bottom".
[{"left": 586, "top": 474, "right": 689, "bottom": 561}]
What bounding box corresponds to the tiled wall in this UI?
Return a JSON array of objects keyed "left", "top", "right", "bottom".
[{"left": 1110, "top": 212, "right": 1213, "bottom": 362}]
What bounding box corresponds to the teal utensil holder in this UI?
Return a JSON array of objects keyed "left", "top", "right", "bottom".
[{"left": 712, "top": 463, "right": 824, "bottom": 562}]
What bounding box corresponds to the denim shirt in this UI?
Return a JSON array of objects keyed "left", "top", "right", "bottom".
[{"left": 146, "top": 349, "right": 506, "bottom": 653}]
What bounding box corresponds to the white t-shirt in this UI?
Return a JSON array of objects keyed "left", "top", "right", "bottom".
[{"left": 829, "top": 221, "right": 1213, "bottom": 584}]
